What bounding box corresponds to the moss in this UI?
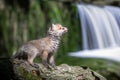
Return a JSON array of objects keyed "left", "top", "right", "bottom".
[{"left": 12, "top": 59, "right": 106, "bottom": 80}]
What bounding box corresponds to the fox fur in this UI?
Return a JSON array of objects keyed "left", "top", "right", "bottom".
[{"left": 12, "top": 24, "right": 68, "bottom": 69}]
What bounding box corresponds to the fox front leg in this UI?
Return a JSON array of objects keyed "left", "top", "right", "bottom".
[
  {"left": 49, "top": 55, "right": 57, "bottom": 69},
  {"left": 41, "top": 51, "right": 50, "bottom": 69}
]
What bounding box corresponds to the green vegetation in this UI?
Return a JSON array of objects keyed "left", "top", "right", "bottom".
[
  {"left": 56, "top": 56, "right": 120, "bottom": 80},
  {"left": 0, "top": 0, "right": 81, "bottom": 58}
]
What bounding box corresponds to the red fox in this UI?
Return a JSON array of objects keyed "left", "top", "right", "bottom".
[{"left": 12, "top": 24, "right": 68, "bottom": 69}]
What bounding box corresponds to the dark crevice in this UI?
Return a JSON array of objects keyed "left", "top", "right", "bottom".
[
  {"left": 81, "top": 66, "right": 88, "bottom": 70},
  {"left": 91, "top": 71, "right": 100, "bottom": 80}
]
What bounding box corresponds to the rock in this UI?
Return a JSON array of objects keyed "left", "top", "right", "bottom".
[
  {"left": 0, "top": 58, "right": 106, "bottom": 80},
  {"left": 11, "top": 59, "right": 106, "bottom": 80}
]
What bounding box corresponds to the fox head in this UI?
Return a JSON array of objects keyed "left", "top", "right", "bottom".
[{"left": 48, "top": 24, "right": 68, "bottom": 37}]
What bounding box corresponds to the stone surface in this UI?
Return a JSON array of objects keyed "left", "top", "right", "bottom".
[{"left": 12, "top": 59, "right": 106, "bottom": 80}]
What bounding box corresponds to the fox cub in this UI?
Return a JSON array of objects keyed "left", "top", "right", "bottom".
[{"left": 12, "top": 24, "right": 68, "bottom": 69}]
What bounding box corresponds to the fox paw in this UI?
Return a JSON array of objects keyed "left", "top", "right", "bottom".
[{"left": 30, "top": 63, "right": 39, "bottom": 68}]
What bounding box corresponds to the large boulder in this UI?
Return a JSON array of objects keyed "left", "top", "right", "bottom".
[{"left": 0, "top": 58, "right": 106, "bottom": 80}]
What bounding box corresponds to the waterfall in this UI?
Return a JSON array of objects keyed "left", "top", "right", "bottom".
[{"left": 69, "top": 4, "right": 120, "bottom": 62}]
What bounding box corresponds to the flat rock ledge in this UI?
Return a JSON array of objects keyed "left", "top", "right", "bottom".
[{"left": 12, "top": 59, "right": 107, "bottom": 80}]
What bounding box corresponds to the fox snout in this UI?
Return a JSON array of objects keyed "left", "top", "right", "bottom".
[{"left": 64, "top": 27, "right": 68, "bottom": 33}]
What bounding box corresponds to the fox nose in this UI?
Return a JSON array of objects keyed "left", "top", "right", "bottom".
[{"left": 64, "top": 28, "right": 68, "bottom": 32}]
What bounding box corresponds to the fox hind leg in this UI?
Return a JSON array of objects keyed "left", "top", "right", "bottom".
[{"left": 27, "top": 53, "right": 39, "bottom": 68}]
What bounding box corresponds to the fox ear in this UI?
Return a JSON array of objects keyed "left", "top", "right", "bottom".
[
  {"left": 52, "top": 23, "right": 56, "bottom": 30},
  {"left": 52, "top": 23, "right": 55, "bottom": 27},
  {"left": 48, "top": 26, "right": 52, "bottom": 32},
  {"left": 48, "top": 24, "right": 55, "bottom": 31}
]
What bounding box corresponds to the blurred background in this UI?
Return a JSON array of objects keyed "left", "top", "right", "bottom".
[{"left": 0, "top": 0, "right": 120, "bottom": 80}]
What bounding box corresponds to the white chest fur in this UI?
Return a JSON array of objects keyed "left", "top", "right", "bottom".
[{"left": 49, "top": 38, "right": 59, "bottom": 52}]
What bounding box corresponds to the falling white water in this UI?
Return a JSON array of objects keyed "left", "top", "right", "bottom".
[{"left": 69, "top": 4, "right": 120, "bottom": 62}]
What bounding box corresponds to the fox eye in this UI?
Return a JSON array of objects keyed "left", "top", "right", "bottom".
[
  {"left": 62, "top": 28, "right": 64, "bottom": 30},
  {"left": 59, "top": 27, "right": 64, "bottom": 30}
]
